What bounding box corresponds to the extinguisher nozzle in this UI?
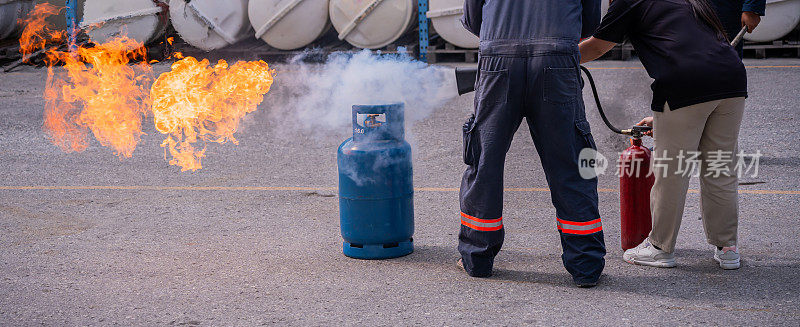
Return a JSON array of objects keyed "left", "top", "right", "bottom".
[{"left": 455, "top": 67, "right": 478, "bottom": 95}]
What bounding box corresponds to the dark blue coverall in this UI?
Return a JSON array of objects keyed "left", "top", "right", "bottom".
[
  {"left": 709, "top": 0, "right": 766, "bottom": 58},
  {"left": 458, "top": 0, "right": 605, "bottom": 285}
]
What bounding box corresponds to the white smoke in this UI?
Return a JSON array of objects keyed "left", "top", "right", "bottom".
[
  {"left": 249, "top": 49, "right": 463, "bottom": 185},
  {"left": 261, "top": 49, "right": 459, "bottom": 135}
]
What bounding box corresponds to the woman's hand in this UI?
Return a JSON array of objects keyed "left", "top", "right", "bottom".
[{"left": 637, "top": 117, "right": 653, "bottom": 136}]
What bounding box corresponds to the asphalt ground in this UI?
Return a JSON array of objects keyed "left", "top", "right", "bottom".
[{"left": 1, "top": 58, "right": 799, "bottom": 326}]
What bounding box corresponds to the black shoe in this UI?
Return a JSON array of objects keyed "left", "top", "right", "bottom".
[{"left": 457, "top": 258, "right": 492, "bottom": 277}]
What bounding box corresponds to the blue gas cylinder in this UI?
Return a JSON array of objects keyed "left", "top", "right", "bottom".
[{"left": 337, "top": 103, "right": 414, "bottom": 259}]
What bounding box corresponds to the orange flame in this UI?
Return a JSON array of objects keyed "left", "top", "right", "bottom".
[
  {"left": 19, "top": 3, "right": 64, "bottom": 60},
  {"left": 19, "top": 4, "right": 276, "bottom": 170},
  {"left": 20, "top": 3, "right": 152, "bottom": 158},
  {"left": 151, "top": 57, "right": 274, "bottom": 171},
  {"left": 43, "top": 37, "right": 153, "bottom": 158}
]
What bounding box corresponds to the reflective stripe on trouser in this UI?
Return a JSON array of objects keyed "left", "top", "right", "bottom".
[
  {"left": 461, "top": 212, "right": 503, "bottom": 231},
  {"left": 458, "top": 41, "right": 606, "bottom": 283},
  {"left": 557, "top": 218, "right": 603, "bottom": 235}
]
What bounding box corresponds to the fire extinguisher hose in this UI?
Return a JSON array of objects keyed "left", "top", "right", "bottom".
[{"left": 580, "top": 65, "right": 625, "bottom": 135}]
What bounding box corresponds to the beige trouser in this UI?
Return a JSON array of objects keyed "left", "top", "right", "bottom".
[{"left": 648, "top": 97, "right": 745, "bottom": 253}]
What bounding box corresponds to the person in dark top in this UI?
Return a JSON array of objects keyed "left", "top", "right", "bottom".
[
  {"left": 457, "top": 0, "right": 606, "bottom": 287},
  {"left": 709, "top": 0, "right": 765, "bottom": 58},
  {"left": 580, "top": 0, "right": 747, "bottom": 270}
]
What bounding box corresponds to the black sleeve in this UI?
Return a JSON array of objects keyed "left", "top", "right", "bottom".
[
  {"left": 581, "top": 0, "right": 602, "bottom": 38},
  {"left": 594, "top": 0, "right": 640, "bottom": 43},
  {"left": 461, "top": 0, "right": 484, "bottom": 37}
]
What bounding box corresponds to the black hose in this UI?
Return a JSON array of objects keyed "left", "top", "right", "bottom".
[{"left": 580, "top": 65, "right": 624, "bottom": 135}]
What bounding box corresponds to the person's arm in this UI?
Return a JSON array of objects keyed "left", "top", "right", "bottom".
[
  {"left": 461, "top": 0, "right": 484, "bottom": 37},
  {"left": 741, "top": 0, "right": 765, "bottom": 33},
  {"left": 581, "top": 0, "right": 636, "bottom": 63},
  {"left": 579, "top": 37, "right": 617, "bottom": 64},
  {"left": 742, "top": 0, "right": 766, "bottom": 16},
  {"left": 582, "top": 0, "right": 602, "bottom": 39}
]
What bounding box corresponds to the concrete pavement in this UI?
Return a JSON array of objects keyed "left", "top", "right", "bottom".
[{"left": 0, "top": 58, "right": 799, "bottom": 326}]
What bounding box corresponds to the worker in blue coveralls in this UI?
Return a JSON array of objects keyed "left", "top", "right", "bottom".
[
  {"left": 709, "top": 0, "right": 765, "bottom": 58},
  {"left": 456, "top": 0, "right": 606, "bottom": 287}
]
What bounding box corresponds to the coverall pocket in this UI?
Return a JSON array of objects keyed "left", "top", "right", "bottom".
[
  {"left": 475, "top": 69, "right": 509, "bottom": 105},
  {"left": 463, "top": 69, "right": 508, "bottom": 166},
  {"left": 544, "top": 67, "right": 579, "bottom": 104},
  {"left": 463, "top": 114, "right": 477, "bottom": 165},
  {"left": 576, "top": 120, "right": 597, "bottom": 150}
]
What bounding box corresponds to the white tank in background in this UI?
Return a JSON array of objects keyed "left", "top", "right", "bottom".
[
  {"left": 170, "top": 0, "right": 253, "bottom": 51},
  {"left": 744, "top": 0, "right": 800, "bottom": 42},
  {"left": 249, "top": 0, "right": 330, "bottom": 50},
  {"left": 0, "top": 0, "right": 35, "bottom": 40},
  {"left": 330, "top": 0, "right": 416, "bottom": 49},
  {"left": 427, "top": 0, "right": 478, "bottom": 49},
  {"left": 80, "top": 0, "right": 168, "bottom": 46}
]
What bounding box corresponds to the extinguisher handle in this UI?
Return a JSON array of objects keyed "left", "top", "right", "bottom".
[{"left": 621, "top": 125, "right": 653, "bottom": 138}]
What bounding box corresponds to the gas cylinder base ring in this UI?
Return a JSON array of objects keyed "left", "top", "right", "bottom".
[{"left": 343, "top": 239, "right": 413, "bottom": 259}]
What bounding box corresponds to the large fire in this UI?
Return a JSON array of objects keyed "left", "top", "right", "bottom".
[
  {"left": 21, "top": 4, "right": 274, "bottom": 169},
  {"left": 43, "top": 37, "right": 152, "bottom": 158},
  {"left": 151, "top": 57, "right": 274, "bottom": 171}
]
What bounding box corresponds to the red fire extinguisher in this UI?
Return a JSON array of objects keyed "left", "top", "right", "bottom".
[
  {"left": 580, "top": 66, "right": 655, "bottom": 251},
  {"left": 618, "top": 128, "right": 655, "bottom": 250}
]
